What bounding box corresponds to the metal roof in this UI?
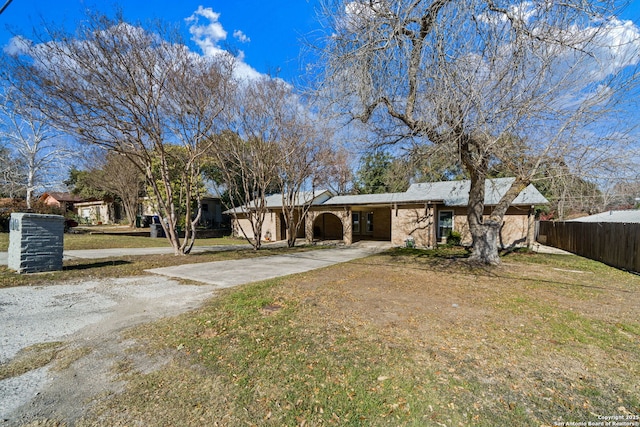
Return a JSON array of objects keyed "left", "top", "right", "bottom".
[
  {"left": 224, "top": 190, "right": 332, "bottom": 214},
  {"left": 226, "top": 178, "right": 548, "bottom": 213},
  {"left": 323, "top": 178, "right": 548, "bottom": 207},
  {"left": 569, "top": 210, "right": 640, "bottom": 223}
]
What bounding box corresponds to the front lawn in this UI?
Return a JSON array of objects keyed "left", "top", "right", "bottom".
[
  {"left": 0, "top": 231, "right": 247, "bottom": 251},
  {"left": 69, "top": 249, "right": 639, "bottom": 426}
]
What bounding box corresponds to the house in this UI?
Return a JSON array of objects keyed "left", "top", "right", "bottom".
[
  {"left": 199, "top": 196, "right": 225, "bottom": 228},
  {"left": 75, "top": 199, "right": 124, "bottom": 225},
  {"left": 39, "top": 192, "right": 84, "bottom": 213},
  {"left": 229, "top": 190, "right": 333, "bottom": 241},
  {"left": 568, "top": 209, "right": 640, "bottom": 223},
  {"left": 140, "top": 195, "right": 226, "bottom": 229},
  {"left": 228, "top": 178, "right": 548, "bottom": 248}
]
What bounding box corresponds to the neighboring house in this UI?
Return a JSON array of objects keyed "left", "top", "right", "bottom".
[
  {"left": 228, "top": 178, "right": 548, "bottom": 248},
  {"left": 200, "top": 196, "right": 225, "bottom": 228},
  {"left": 568, "top": 210, "right": 640, "bottom": 223},
  {"left": 75, "top": 199, "right": 123, "bottom": 225},
  {"left": 39, "top": 192, "right": 84, "bottom": 213},
  {"left": 140, "top": 195, "right": 226, "bottom": 229}
]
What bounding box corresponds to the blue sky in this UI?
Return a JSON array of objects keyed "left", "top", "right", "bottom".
[
  {"left": 0, "top": 0, "right": 323, "bottom": 83},
  {"left": 2, "top": 1, "right": 640, "bottom": 83}
]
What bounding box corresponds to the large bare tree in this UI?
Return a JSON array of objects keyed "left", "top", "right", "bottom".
[
  {"left": 319, "top": 0, "right": 640, "bottom": 263},
  {"left": 0, "top": 87, "right": 71, "bottom": 208},
  {"left": 4, "top": 13, "right": 236, "bottom": 254}
]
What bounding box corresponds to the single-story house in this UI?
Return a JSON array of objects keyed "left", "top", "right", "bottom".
[
  {"left": 228, "top": 177, "right": 548, "bottom": 248},
  {"left": 39, "top": 192, "right": 84, "bottom": 213},
  {"left": 75, "top": 199, "right": 124, "bottom": 225},
  {"left": 568, "top": 209, "right": 640, "bottom": 223}
]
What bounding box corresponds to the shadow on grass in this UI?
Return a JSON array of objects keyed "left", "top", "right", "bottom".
[
  {"left": 387, "top": 246, "right": 471, "bottom": 259},
  {"left": 358, "top": 247, "right": 639, "bottom": 294},
  {"left": 64, "top": 260, "right": 131, "bottom": 271}
]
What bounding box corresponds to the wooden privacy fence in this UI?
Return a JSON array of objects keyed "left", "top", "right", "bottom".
[{"left": 537, "top": 221, "right": 640, "bottom": 274}]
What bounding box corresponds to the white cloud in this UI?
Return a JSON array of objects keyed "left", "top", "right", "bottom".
[
  {"left": 586, "top": 18, "right": 640, "bottom": 78},
  {"left": 3, "top": 35, "right": 31, "bottom": 55},
  {"left": 233, "top": 30, "right": 250, "bottom": 43},
  {"left": 185, "top": 6, "right": 228, "bottom": 57},
  {"left": 185, "top": 6, "right": 261, "bottom": 81}
]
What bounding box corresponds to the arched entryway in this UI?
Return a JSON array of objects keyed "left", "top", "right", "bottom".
[{"left": 313, "top": 213, "right": 344, "bottom": 241}]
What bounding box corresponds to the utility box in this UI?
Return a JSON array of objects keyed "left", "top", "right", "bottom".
[
  {"left": 8, "top": 213, "right": 65, "bottom": 274},
  {"left": 150, "top": 223, "right": 165, "bottom": 238}
]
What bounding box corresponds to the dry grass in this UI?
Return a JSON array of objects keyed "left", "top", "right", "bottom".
[
  {"left": 0, "top": 245, "right": 321, "bottom": 288},
  {"left": 0, "top": 231, "right": 246, "bottom": 251},
  {"left": 0, "top": 342, "right": 91, "bottom": 381},
  {"left": 71, "top": 249, "right": 639, "bottom": 426}
]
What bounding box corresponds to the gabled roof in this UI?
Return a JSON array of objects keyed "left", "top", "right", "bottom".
[
  {"left": 226, "top": 178, "right": 548, "bottom": 213},
  {"left": 324, "top": 178, "right": 548, "bottom": 207},
  {"left": 39, "top": 192, "right": 85, "bottom": 203},
  {"left": 225, "top": 190, "right": 332, "bottom": 214},
  {"left": 569, "top": 210, "right": 640, "bottom": 223}
]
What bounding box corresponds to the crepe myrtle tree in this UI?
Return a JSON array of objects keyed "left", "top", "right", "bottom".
[
  {"left": 210, "top": 77, "right": 342, "bottom": 249},
  {"left": 210, "top": 129, "right": 279, "bottom": 251},
  {"left": 4, "top": 12, "right": 236, "bottom": 255},
  {"left": 208, "top": 77, "right": 284, "bottom": 250},
  {"left": 266, "top": 79, "right": 338, "bottom": 248},
  {"left": 319, "top": 0, "right": 640, "bottom": 264}
]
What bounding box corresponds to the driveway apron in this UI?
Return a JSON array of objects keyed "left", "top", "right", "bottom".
[{"left": 145, "top": 244, "right": 388, "bottom": 287}]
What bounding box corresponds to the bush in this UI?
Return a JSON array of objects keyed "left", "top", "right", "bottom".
[
  {"left": 0, "top": 199, "right": 65, "bottom": 232},
  {"left": 446, "top": 230, "right": 462, "bottom": 246}
]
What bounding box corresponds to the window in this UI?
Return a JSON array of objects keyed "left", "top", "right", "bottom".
[
  {"left": 352, "top": 212, "right": 360, "bottom": 233},
  {"left": 438, "top": 211, "right": 453, "bottom": 238},
  {"left": 366, "top": 212, "right": 374, "bottom": 233}
]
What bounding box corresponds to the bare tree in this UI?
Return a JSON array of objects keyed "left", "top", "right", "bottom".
[
  {"left": 319, "top": 0, "right": 640, "bottom": 264},
  {"left": 209, "top": 77, "right": 283, "bottom": 250},
  {"left": 211, "top": 77, "right": 339, "bottom": 249},
  {"left": 267, "top": 80, "right": 335, "bottom": 247},
  {"left": 72, "top": 150, "right": 144, "bottom": 227},
  {"left": 319, "top": 145, "right": 355, "bottom": 195},
  {"left": 0, "top": 146, "right": 25, "bottom": 198},
  {"left": 4, "top": 13, "right": 236, "bottom": 254},
  {"left": 0, "top": 87, "right": 71, "bottom": 208}
]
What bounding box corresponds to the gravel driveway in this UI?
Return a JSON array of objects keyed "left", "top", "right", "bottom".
[{"left": 0, "top": 275, "right": 218, "bottom": 424}]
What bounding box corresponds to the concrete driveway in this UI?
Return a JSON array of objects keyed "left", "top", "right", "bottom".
[{"left": 146, "top": 243, "right": 389, "bottom": 286}]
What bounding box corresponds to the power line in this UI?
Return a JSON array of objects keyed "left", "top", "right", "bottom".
[{"left": 0, "top": 0, "right": 14, "bottom": 16}]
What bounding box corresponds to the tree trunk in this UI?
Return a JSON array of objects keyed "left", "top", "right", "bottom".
[{"left": 468, "top": 220, "right": 501, "bottom": 265}]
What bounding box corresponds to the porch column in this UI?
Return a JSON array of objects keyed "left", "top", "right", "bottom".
[
  {"left": 427, "top": 203, "right": 435, "bottom": 248},
  {"left": 342, "top": 209, "right": 352, "bottom": 246},
  {"left": 305, "top": 211, "right": 316, "bottom": 244}
]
